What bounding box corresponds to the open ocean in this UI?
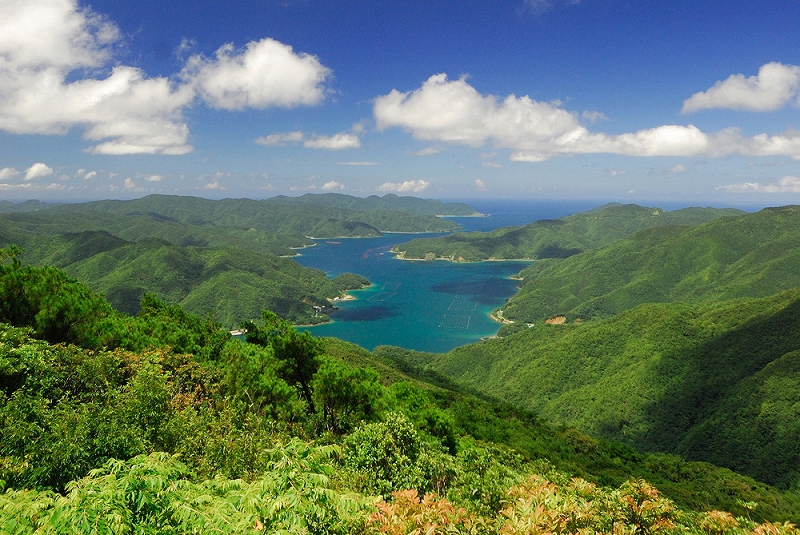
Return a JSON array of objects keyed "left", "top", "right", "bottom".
[{"left": 295, "top": 199, "right": 598, "bottom": 353}]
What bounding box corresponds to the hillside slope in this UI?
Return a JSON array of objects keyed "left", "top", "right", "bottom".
[
  {"left": 415, "top": 288, "right": 800, "bottom": 489},
  {"left": 49, "top": 194, "right": 463, "bottom": 235},
  {"left": 502, "top": 205, "right": 800, "bottom": 323},
  {"left": 392, "top": 203, "right": 743, "bottom": 261},
  {"left": 10, "top": 231, "right": 368, "bottom": 325}
]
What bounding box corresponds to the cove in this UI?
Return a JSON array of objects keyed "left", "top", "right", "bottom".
[
  {"left": 295, "top": 199, "right": 598, "bottom": 352},
  {"left": 295, "top": 234, "right": 530, "bottom": 352}
]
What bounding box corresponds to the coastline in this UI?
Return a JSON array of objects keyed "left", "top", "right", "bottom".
[
  {"left": 392, "top": 249, "right": 534, "bottom": 264},
  {"left": 490, "top": 309, "right": 515, "bottom": 325}
]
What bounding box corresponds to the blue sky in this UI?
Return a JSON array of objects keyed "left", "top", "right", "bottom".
[{"left": 1, "top": 0, "right": 800, "bottom": 204}]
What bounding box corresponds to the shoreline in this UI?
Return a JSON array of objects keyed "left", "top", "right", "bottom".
[
  {"left": 392, "top": 250, "right": 534, "bottom": 264},
  {"left": 490, "top": 309, "right": 515, "bottom": 325}
]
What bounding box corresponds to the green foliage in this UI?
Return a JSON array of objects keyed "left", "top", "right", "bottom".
[
  {"left": 243, "top": 310, "right": 325, "bottom": 412},
  {"left": 0, "top": 448, "right": 374, "bottom": 534},
  {"left": 1, "top": 249, "right": 800, "bottom": 529},
  {"left": 393, "top": 203, "right": 742, "bottom": 261},
  {"left": 219, "top": 339, "right": 303, "bottom": 420},
  {"left": 343, "top": 412, "right": 454, "bottom": 497},
  {"left": 415, "top": 289, "right": 800, "bottom": 491},
  {"left": 312, "top": 356, "right": 382, "bottom": 433},
  {"left": 502, "top": 206, "right": 800, "bottom": 323}
]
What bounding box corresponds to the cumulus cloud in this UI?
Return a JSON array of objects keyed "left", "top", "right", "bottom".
[
  {"left": 203, "top": 180, "right": 225, "bottom": 190},
  {"left": 256, "top": 131, "right": 361, "bottom": 150},
  {"left": 184, "top": 38, "right": 329, "bottom": 110},
  {"left": 322, "top": 180, "right": 345, "bottom": 190},
  {"left": 255, "top": 131, "right": 305, "bottom": 146},
  {"left": 377, "top": 180, "right": 430, "bottom": 193},
  {"left": 717, "top": 176, "right": 800, "bottom": 193},
  {"left": 0, "top": 0, "right": 331, "bottom": 155},
  {"left": 84, "top": 171, "right": 97, "bottom": 180},
  {"left": 0, "top": 183, "right": 32, "bottom": 190},
  {"left": 143, "top": 174, "right": 163, "bottom": 182},
  {"left": 0, "top": 168, "right": 20, "bottom": 181},
  {"left": 24, "top": 163, "right": 54, "bottom": 180},
  {"left": 304, "top": 133, "right": 361, "bottom": 150},
  {"left": 682, "top": 62, "right": 800, "bottom": 113},
  {"left": 375, "top": 73, "right": 800, "bottom": 161},
  {"left": 123, "top": 177, "right": 137, "bottom": 190},
  {"left": 475, "top": 179, "right": 486, "bottom": 191}
]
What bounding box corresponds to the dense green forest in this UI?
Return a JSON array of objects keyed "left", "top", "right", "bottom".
[
  {"left": 500, "top": 206, "right": 800, "bottom": 323},
  {"left": 0, "top": 193, "right": 473, "bottom": 326},
  {"left": 46, "top": 194, "right": 464, "bottom": 236},
  {"left": 392, "top": 204, "right": 744, "bottom": 261},
  {"left": 1, "top": 250, "right": 799, "bottom": 533},
  {"left": 0, "top": 232, "right": 368, "bottom": 326},
  {"left": 403, "top": 289, "right": 800, "bottom": 489}
]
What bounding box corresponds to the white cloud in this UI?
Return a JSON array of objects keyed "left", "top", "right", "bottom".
[
  {"left": 475, "top": 179, "right": 486, "bottom": 191},
  {"left": 682, "top": 62, "right": 800, "bottom": 113},
  {"left": 184, "top": 38, "right": 329, "bottom": 110},
  {"left": 377, "top": 180, "right": 430, "bottom": 193},
  {"left": 337, "top": 161, "right": 378, "bottom": 166},
  {"left": 303, "top": 133, "right": 361, "bottom": 150},
  {"left": 0, "top": 168, "right": 20, "bottom": 180},
  {"left": 203, "top": 180, "right": 225, "bottom": 190},
  {"left": 123, "top": 177, "right": 136, "bottom": 190},
  {"left": 0, "top": 0, "right": 331, "bottom": 155},
  {"left": 582, "top": 110, "right": 607, "bottom": 123},
  {"left": 0, "top": 0, "right": 192, "bottom": 155},
  {"left": 717, "top": 176, "right": 800, "bottom": 193},
  {"left": 24, "top": 163, "right": 53, "bottom": 180},
  {"left": 409, "top": 146, "right": 442, "bottom": 156},
  {"left": 0, "top": 183, "right": 32, "bottom": 190},
  {"left": 143, "top": 174, "right": 163, "bottom": 182},
  {"left": 322, "top": 180, "right": 345, "bottom": 190},
  {"left": 375, "top": 74, "right": 582, "bottom": 147},
  {"left": 375, "top": 73, "right": 800, "bottom": 161},
  {"left": 256, "top": 130, "right": 360, "bottom": 150},
  {"left": 481, "top": 161, "right": 503, "bottom": 168},
  {"left": 255, "top": 131, "right": 305, "bottom": 146},
  {"left": 84, "top": 170, "right": 97, "bottom": 180}
]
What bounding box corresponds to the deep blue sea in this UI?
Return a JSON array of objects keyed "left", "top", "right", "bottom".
[{"left": 295, "top": 199, "right": 598, "bottom": 353}]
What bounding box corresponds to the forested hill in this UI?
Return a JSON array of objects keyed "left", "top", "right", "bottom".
[
  {"left": 2, "top": 253, "right": 800, "bottom": 531},
  {"left": 0, "top": 194, "right": 480, "bottom": 325},
  {"left": 45, "top": 193, "right": 464, "bottom": 235},
  {"left": 408, "top": 288, "right": 800, "bottom": 490},
  {"left": 266, "top": 192, "right": 481, "bottom": 216},
  {"left": 501, "top": 205, "right": 800, "bottom": 323},
  {"left": 392, "top": 203, "right": 744, "bottom": 261}
]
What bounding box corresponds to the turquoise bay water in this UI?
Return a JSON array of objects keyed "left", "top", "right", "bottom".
[{"left": 296, "top": 200, "right": 597, "bottom": 353}]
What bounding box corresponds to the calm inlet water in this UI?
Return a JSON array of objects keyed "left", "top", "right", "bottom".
[{"left": 295, "top": 200, "right": 597, "bottom": 353}]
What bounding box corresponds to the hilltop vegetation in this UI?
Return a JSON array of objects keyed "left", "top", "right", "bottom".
[
  {"left": 397, "top": 206, "right": 800, "bottom": 491},
  {"left": 48, "top": 193, "right": 463, "bottom": 236},
  {"left": 502, "top": 206, "right": 800, "bottom": 323},
  {"left": 1, "top": 251, "right": 800, "bottom": 532},
  {"left": 0, "top": 193, "right": 475, "bottom": 326},
  {"left": 392, "top": 204, "right": 743, "bottom": 261}
]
